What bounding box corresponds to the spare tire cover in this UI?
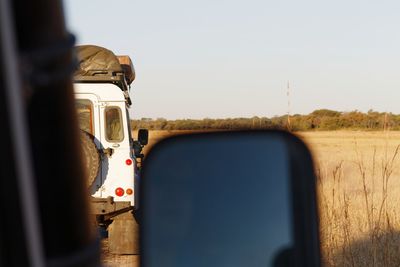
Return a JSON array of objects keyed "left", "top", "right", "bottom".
[{"left": 80, "top": 131, "right": 100, "bottom": 187}]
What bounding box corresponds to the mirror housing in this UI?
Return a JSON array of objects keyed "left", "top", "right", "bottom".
[
  {"left": 138, "top": 128, "right": 149, "bottom": 146},
  {"left": 140, "top": 130, "right": 321, "bottom": 267}
]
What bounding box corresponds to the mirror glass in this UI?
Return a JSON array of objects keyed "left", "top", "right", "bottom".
[
  {"left": 141, "top": 133, "right": 294, "bottom": 267},
  {"left": 138, "top": 129, "right": 149, "bottom": 145}
]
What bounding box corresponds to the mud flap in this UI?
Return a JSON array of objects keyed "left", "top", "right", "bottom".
[{"left": 108, "top": 211, "right": 139, "bottom": 254}]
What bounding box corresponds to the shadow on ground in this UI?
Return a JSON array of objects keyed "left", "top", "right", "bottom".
[{"left": 325, "top": 231, "right": 400, "bottom": 267}]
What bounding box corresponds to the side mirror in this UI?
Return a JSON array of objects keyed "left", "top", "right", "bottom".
[
  {"left": 138, "top": 128, "right": 149, "bottom": 146},
  {"left": 140, "top": 131, "right": 321, "bottom": 267}
]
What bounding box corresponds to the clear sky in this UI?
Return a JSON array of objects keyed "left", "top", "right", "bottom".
[{"left": 64, "top": 0, "right": 400, "bottom": 119}]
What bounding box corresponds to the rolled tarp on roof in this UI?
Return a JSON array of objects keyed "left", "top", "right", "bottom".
[
  {"left": 74, "top": 45, "right": 135, "bottom": 85},
  {"left": 75, "top": 45, "right": 122, "bottom": 74}
]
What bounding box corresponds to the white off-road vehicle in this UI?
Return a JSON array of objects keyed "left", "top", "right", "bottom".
[{"left": 73, "top": 45, "right": 147, "bottom": 254}]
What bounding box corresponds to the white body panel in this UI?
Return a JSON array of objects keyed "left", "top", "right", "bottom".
[{"left": 74, "top": 83, "right": 136, "bottom": 205}]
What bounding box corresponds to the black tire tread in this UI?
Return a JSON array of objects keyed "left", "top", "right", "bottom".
[{"left": 80, "top": 130, "right": 100, "bottom": 187}]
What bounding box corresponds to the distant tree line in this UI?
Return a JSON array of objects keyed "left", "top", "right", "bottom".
[{"left": 130, "top": 109, "right": 400, "bottom": 131}]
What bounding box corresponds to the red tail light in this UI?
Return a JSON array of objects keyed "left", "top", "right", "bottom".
[
  {"left": 126, "top": 159, "right": 132, "bottom": 166},
  {"left": 115, "top": 187, "right": 124, "bottom": 197}
]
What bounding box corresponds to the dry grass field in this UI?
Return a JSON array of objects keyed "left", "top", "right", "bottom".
[
  {"left": 107, "top": 130, "right": 400, "bottom": 266},
  {"left": 299, "top": 131, "right": 400, "bottom": 267}
]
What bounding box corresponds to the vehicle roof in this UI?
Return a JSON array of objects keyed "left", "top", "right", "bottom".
[{"left": 73, "top": 83, "right": 127, "bottom": 102}]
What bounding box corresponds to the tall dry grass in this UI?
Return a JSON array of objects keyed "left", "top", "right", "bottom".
[{"left": 306, "top": 132, "right": 400, "bottom": 267}]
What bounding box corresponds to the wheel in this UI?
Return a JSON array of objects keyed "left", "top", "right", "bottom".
[{"left": 80, "top": 130, "right": 100, "bottom": 187}]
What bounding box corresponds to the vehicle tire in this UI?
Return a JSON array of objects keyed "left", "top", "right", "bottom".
[{"left": 80, "top": 130, "right": 100, "bottom": 187}]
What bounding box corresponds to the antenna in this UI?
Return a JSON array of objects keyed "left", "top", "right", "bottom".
[{"left": 287, "top": 81, "right": 291, "bottom": 131}]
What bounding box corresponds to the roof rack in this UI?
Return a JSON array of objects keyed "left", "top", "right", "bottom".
[{"left": 74, "top": 75, "right": 132, "bottom": 106}]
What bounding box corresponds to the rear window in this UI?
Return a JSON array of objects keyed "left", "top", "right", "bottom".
[
  {"left": 105, "top": 107, "right": 124, "bottom": 142},
  {"left": 75, "top": 99, "right": 94, "bottom": 134}
]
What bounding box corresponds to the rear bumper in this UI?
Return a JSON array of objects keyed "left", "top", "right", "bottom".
[{"left": 90, "top": 196, "right": 133, "bottom": 220}]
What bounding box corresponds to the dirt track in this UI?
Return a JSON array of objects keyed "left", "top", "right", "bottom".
[{"left": 101, "top": 239, "right": 139, "bottom": 267}]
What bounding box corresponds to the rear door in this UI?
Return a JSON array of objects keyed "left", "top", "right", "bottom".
[{"left": 99, "top": 102, "right": 134, "bottom": 201}]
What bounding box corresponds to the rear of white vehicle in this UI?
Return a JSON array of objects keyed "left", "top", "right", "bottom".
[
  {"left": 73, "top": 45, "right": 143, "bottom": 254},
  {"left": 74, "top": 83, "right": 136, "bottom": 205}
]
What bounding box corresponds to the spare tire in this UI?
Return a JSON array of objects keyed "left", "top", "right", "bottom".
[{"left": 80, "top": 130, "right": 100, "bottom": 187}]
